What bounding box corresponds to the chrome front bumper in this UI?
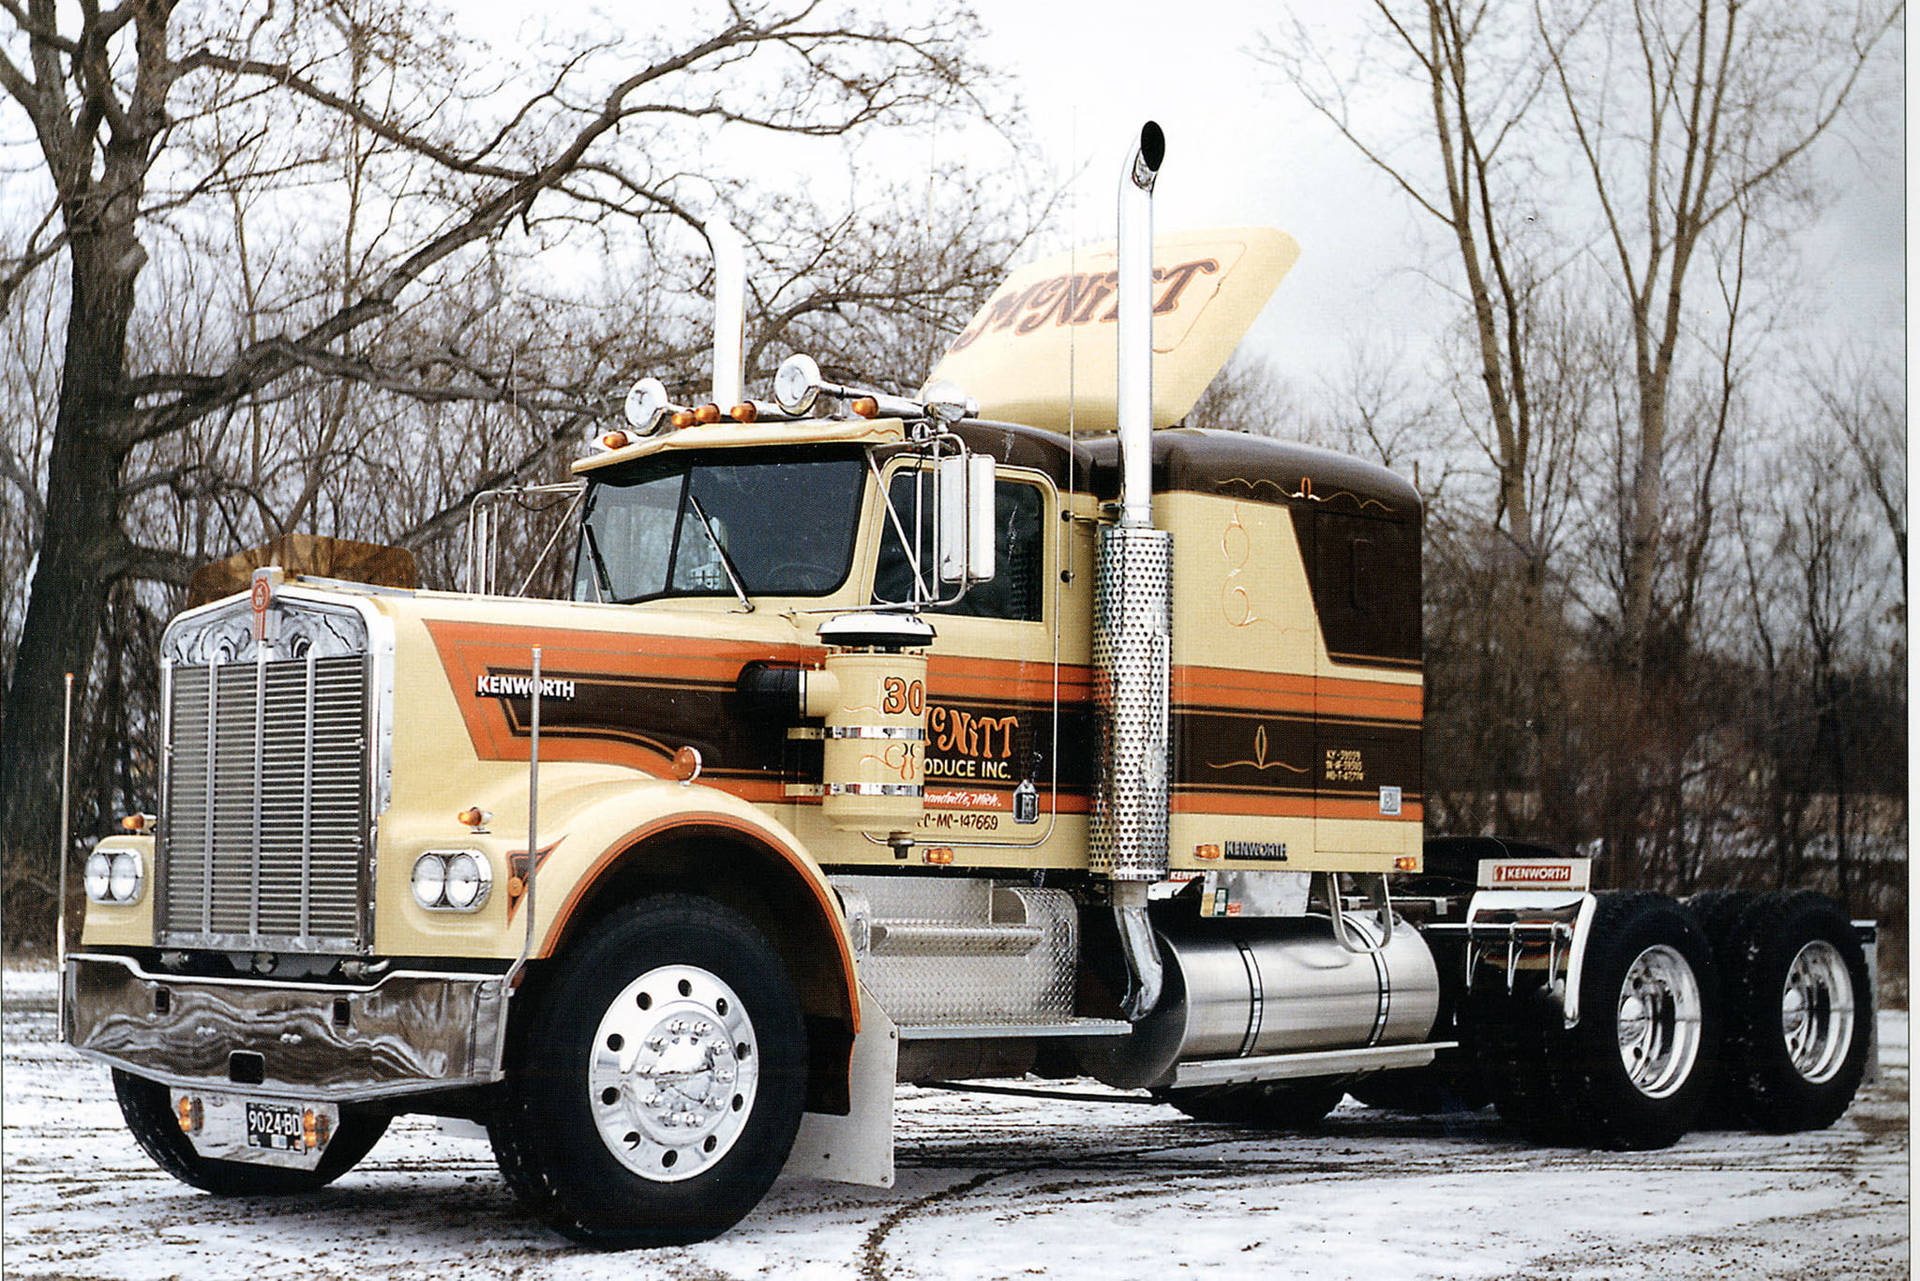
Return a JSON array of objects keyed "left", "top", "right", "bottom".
[{"left": 64, "top": 952, "right": 507, "bottom": 1104}]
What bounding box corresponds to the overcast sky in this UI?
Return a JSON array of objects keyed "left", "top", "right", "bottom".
[
  {"left": 552, "top": 0, "right": 1901, "bottom": 396},
  {"left": 954, "top": 0, "right": 1906, "bottom": 385}
]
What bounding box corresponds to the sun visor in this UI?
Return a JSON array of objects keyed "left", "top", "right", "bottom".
[{"left": 923, "top": 226, "right": 1298, "bottom": 433}]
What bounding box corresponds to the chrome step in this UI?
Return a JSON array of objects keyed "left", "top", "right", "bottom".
[
  {"left": 898, "top": 1018, "right": 1132, "bottom": 1041},
  {"left": 1171, "top": 1041, "right": 1457, "bottom": 1088},
  {"left": 869, "top": 921, "right": 1044, "bottom": 956}
]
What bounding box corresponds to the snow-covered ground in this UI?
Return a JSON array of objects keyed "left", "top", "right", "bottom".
[{"left": 2, "top": 963, "right": 1907, "bottom": 1280}]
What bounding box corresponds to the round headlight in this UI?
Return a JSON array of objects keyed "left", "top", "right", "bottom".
[
  {"left": 443, "top": 852, "right": 490, "bottom": 910},
  {"left": 108, "top": 850, "right": 142, "bottom": 903},
  {"left": 84, "top": 851, "right": 113, "bottom": 902},
  {"left": 411, "top": 853, "right": 447, "bottom": 908}
]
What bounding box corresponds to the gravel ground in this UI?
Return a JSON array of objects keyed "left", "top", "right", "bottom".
[{"left": 2, "top": 966, "right": 1907, "bottom": 1280}]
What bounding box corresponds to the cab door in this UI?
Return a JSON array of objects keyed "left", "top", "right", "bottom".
[{"left": 871, "top": 463, "right": 1089, "bottom": 861}]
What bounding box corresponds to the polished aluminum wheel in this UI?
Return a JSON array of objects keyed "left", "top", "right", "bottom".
[
  {"left": 588, "top": 964, "right": 759, "bottom": 1183},
  {"left": 1615, "top": 944, "right": 1704, "bottom": 1099},
  {"left": 1781, "top": 940, "right": 1855, "bottom": 1085}
]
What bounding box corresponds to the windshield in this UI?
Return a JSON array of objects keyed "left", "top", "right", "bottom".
[{"left": 572, "top": 447, "right": 867, "bottom": 604}]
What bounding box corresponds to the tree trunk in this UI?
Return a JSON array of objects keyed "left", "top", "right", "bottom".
[{"left": 0, "top": 233, "right": 140, "bottom": 945}]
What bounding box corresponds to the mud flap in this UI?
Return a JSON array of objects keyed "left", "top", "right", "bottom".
[{"left": 782, "top": 984, "right": 897, "bottom": 1188}]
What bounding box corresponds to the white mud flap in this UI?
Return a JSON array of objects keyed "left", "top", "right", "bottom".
[{"left": 783, "top": 984, "right": 897, "bottom": 1188}]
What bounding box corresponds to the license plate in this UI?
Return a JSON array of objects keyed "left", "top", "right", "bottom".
[
  {"left": 245, "top": 1100, "right": 313, "bottom": 1152},
  {"left": 172, "top": 1090, "right": 336, "bottom": 1170}
]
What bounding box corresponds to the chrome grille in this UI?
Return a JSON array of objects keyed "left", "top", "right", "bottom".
[{"left": 160, "top": 654, "right": 370, "bottom": 951}]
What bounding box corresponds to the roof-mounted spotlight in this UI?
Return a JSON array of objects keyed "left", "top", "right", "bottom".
[
  {"left": 773, "top": 353, "right": 833, "bottom": 417},
  {"left": 772, "top": 354, "right": 975, "bottom": 426},
  {"left": 621, "top": 377, "right": 685, "bottom": 436},
  {"left": 919, "top": 380, "right": 979, "bottom": 427}
]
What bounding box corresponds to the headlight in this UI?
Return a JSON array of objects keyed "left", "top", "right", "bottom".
[
  {"left": 411, "top": 853, "right": 448, "bottom": 909},
  {"left": 84, "top": 848, "right": 142, "bottom": 904},
  {"left": 412, "top": 850, "right": 491, "bottom": 912},
  {"left": 108, "top": 850, "right": 142, "bottom": 903},
  {"left": 84, "top": 851, "right": 113, "bottom": 902},
  {"left": 442, "top": 852, "right": 491, "bottom": 911}
]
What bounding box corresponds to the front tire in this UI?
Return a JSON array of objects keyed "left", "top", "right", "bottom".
[
  {"left": 489, "top": 895, "right": 807, "bottom": 1248},
  {"left": 113, "top": 1069, "right": 388, "bottom": 1195},
  {"left": 1719, "top": 891, "right": 1871, "bottom": 1133}
]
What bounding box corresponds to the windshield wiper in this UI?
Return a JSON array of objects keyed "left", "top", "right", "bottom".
[
  {"left": 581, "top": 521, "right": 616, "bottom": 603},
  {"left": 686, "top": 492, "right": 755, "bottom": 613}
]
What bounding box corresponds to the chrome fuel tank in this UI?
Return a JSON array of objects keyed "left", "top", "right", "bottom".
[{"left": 1082, "top": 914, "right": 1440, "bottom": 1090}]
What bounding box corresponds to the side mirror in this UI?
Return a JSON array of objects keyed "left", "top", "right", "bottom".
[{"left": 938, "top": 454, "right": 996, "bottom": 585}]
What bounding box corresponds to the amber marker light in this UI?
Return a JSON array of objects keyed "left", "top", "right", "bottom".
[
  {"left": 598, "top": 430, "right": 632, "bottom": 450},
  {"left": 121, "top": 813, "right": 156, "bottom": 833},
  {"left": 1395, "top": 856, "right": 1419, "bottom": 872},
  {"left": 850, "top": 395, "right": 879, "bottom": 419},
  {"left": 456, "top": 807, "right": 490, "bottom": 829},
  {"left": 303, "top": 1109, "right": 319, "bottom": 1149},
  {"left": 728, "top": 402, "right": 758, "bottom": 423},
  {"left": 693, "top": 403, "right": 723, "bottom": 425},
  {"left": 671, "top": 746, "right": 703, "bottom": 784},
  {"left": 923, "top": 847, "right": 955, "bottom": 866},
  {"left": 671, "top": 409, "right": 697, "bottom": 428},
  {"left": 176, "top": 1096, "right": 194, "bottom": 1132}
]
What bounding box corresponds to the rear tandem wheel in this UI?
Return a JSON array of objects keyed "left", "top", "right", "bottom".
[
  {"left": 1471, "top": 891, "right": 1720, "bottom": 1150},
  {"left": 1714, "top": 891, "right": 1872, "bottom": 1133}
]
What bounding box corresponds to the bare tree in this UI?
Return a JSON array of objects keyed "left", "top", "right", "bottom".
[
  {"left": 1183, "top": 349, "right": 1296, "bottom": 433},
  {"left": 0, "top": 0, "right": 1010, "bottom": 939},
  {"left": 1808, "top": 347, "right": 1906, "bottom": 600},
  {"left": 1533, "top": 0, "right": 1902, "bottom": 678},
  {"left": 1258, "top": 1, "right": 1561, "bottom": 581}
]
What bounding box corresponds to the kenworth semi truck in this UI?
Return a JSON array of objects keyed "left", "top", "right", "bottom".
[{"left": 62, "top": 124, "right": 1875, "bottom": 1247}]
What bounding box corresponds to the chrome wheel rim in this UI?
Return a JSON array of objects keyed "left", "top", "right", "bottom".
[
  {"left": 1781, "top": 940, "right": 1855, "bottom": 1084},
  {"left": 1615, "top": 944, "right": 1703, "bottom": 1099},
  {"left": 588, "top": 964, "right": 759, "bottom": 1183}
]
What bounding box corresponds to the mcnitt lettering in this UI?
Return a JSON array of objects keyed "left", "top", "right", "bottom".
[{"left": 947, "top": 258, "right": 1220, "bottom": 352}]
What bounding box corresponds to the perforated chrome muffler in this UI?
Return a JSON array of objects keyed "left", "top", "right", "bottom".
[{"left": 1091, "top": 524, "right": 1173, "bottom": 882}]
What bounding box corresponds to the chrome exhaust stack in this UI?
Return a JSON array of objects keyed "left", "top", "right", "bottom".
[
  {"left": 1115, "top": 120, "right": 1164, "bottom": 531},
  {"left": 707, "top": 216, "right": 746, "bottom": 408},
  {"left": 1094, "top": 122, "right": 1172, "bottom": 1020}
]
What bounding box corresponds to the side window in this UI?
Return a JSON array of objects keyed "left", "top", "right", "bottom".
[
  {"left": 1312, "top": 511, "right": 1420, "bottom": 664},
  {"left": 874, "top": 475, "right": 1046, "bottom": 621}
]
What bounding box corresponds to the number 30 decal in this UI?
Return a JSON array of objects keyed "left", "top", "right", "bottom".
[{"left": 882, "top": 677, "right": 925, "bottom": 716}]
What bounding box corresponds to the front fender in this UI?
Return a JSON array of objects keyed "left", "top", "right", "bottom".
[{"left": 517, "top": 778, "right": 859, "bottom": 1031}]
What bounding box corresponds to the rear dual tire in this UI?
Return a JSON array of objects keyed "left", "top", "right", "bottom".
[
  {"left": 1473, "top": 892, "right": 1719, "bottom": 1150},
  {"left": 1692, "top": 890, "right": 1871, "bottom": 1133}
]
